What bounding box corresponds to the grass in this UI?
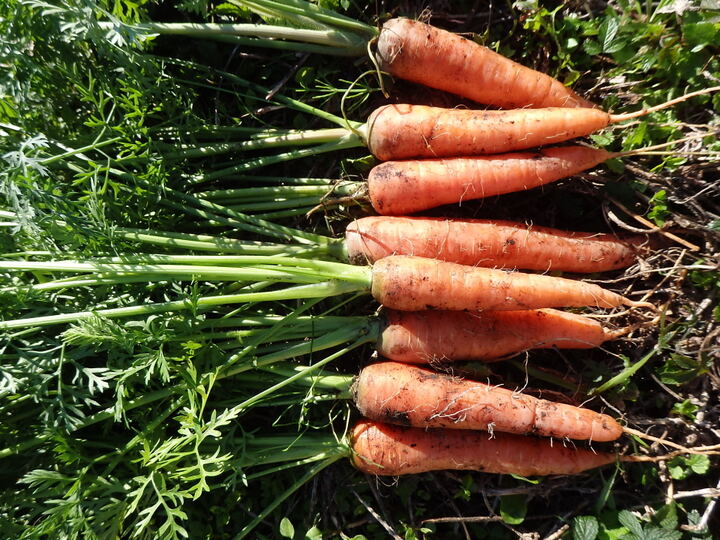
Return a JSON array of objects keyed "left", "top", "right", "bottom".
[{"left": 1, "top": 0, "right": 719, "bottom": 538}]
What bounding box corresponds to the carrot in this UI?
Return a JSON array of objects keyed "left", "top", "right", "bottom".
[
  {"left": 364, "top": 136, "right": 712, "bottom": 214},
  {"left": 375, "top": 18, "right": 594, "bottom": 109},
  {"left": 352, "top": 361, "right": 622, "bottom": 441},
  {"left": 1, "top": 254, "right": 650, "bottom": 331},
  {"left": 140, "top": 6, "right": 594, "bottom": 110},
  {"left": 366, "top": 146, "right": 610, "bottom": 214},
  {"left": 371, "top": 255, "right": 651, "bottom": 311},
  {"left": 350, "top": 419, "right": 618, "bottom": 476},
  {"left": 345, "top": 216, "right": 643, "bottom": 273},
  {"left": 362, "top": 88, "right": 720, "bottom": 160},
  {"left": 376, "top": 308, "right": 617, "bottom": 363}
]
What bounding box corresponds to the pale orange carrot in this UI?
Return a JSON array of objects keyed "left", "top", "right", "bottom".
[
  {"left": 361, "top": 88, "right": 719, "bottom": 160},
  {"left": 375, "top": 18, "right": 595, "bottom": 109},
  {"left": 366, "top": 146, "right": 610, "bottom": 214},
  {"left": 353, "top": 362, "right": 623, "bottom": 441},
  {"left": 376, "top": 308, "right": 615, "bottom": 363},
  {"left": 345, "top": 216, "right": 643, "bottom": 272},
  {"left": 371, "top": 255, "right": 650, "bottom": 311},
  {"left": 350, "top": 419, "right": 618, "bottom": 476}
]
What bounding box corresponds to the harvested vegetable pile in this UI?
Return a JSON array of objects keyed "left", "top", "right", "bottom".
[{"left": 1, "top": 0, "right": 719, "bottom": 538}]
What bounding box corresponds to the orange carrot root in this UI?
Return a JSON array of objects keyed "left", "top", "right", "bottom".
[
  {"left": 376, "top": 308, "right": 610, "bottom": 363},
  {"left": 371, "top": 255, "right": 645, "bottom": 311},
  {"left": 353, "top": 361, "right": 624, "bottom": 441},
  {"left": 345, "top": 216, "right": 644, "bottom": 272},
  {"left": 375, "top": 18, "right": 595, "bottom": 109},
  {"left": 364, "top": 105, "right": 611, "bottom": 160},
  {"left": 365, "top": 146, "right": 612, "bottom": 214},
  {"left": 350, "top": 419, "right": 618, "bottom": 476},
  {"left": 363, "top": 87, "right": 719, "bottom": 161}
]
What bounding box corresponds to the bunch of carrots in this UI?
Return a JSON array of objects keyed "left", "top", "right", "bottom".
[
  {"left": 4, "top": 2, "right": 720, "bottom": 537},
  {"left": 213, "top": 3, "right": 714, "bottom": 477},
  {"left": 86, "top": 0, "right": 718, "bottom": 478}
]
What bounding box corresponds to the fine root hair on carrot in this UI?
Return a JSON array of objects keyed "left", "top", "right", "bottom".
[
  {"left": 610, "top": 131, "right": 720, "bottom": 159},
  {"left": 621, "top": 445, "right": 720, "bottom": 463},
  {"left": 622, "top": 426, "right": 720, "bottom": 455},
  {"left": 350, "top": 419, "right": 619, "bottom": 477},
  {"left": 609, "top": 85, "right": 720, "bottom": 123},
  {"left": 352, "top": 361, "right": 626, "bottom": 441},
  {"left": 345, "top": 216, "right": 645, "bottom": 272},
  {"left": 366, "top": 36, "right": 390, "bottom": 98}
]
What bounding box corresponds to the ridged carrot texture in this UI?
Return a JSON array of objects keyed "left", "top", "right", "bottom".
[
  {"left": 376, "top": 308, "right": 616, "bottom": 363},
  {"left": 366, "top": 146, "right": 612, "bottom": 214},
  {"left": 350, "top": 419, "right": 618, "bottom": 476},
  {"left": 361, "top": 88, "right": 720, "bottom": 160},
  {"left": 375, "top": 18, "right": 594, "bottom": 109},
  {"left": 353, "top": 361, "right": 623, "bottom": 441},
  {"left": 371, "top": 256, "right": 651, "bottom": 311},
  {"left": 345, "top": 216, "right": 643, "bottom": 273}
]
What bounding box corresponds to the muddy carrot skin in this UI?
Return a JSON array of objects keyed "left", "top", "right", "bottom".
[
  {"left": 375, "top": 18, "right": 594, "bottom": 109},
  {"left": 350, "top": 419, "right": 618, "bottom": 476},
  {"left": 352, "top": 362, "right": 623, "bottom": 441},
  {"left": 371, "top": 256, "right": 646, "bottom": 311},
  {"left": 376, "top": 309, "right": 610, "bottom": 363},
  {"left": 345, "top": 217, "right": 642, "bottom": 273},
  {"left": 364, "top": 104, "right": 612, "bottom": 160},
  {"left": 366, "top": 147, "right": 612, "bottom": 214}
]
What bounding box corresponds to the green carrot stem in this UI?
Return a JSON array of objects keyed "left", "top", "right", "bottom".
[
  {"left": 198, "top": 184, "right": 345, "bottom": 202},
  {"left": 225, "top": 196, "right": 326, "bottom": 212},
  {"left": 222, "top": 175, "right": 333, "bottom": 185},
  {"left": 254, "top": 207, "right": 319, "bottom": 220},
  {"left": 162, "top": 56, "right": 357, "bottom": 128},
  {"left": 162, "top": 127, "right": 352, "bottom": 160},
  {"left": 221, "top": 318, "right": 378, "bottom": 378},
  {"left": 244, "top": 452, "right": 340, "bottom": 480},
  {"left": 190, "top": 133, "right": 363, "bottom": 184},
  {"left": 40, "top": 135, "right": 124, "bottom": 165},
  {"left": 112, "top": 227, "right": 321, "bottom": 255},
  {"left": 235, "top": 0, "right": 376, "bottom": 36},
  {"left": 0, "top": 280, "right": 367, "bottom": 329},
  {"left": 0, "top": 261, "right": 330, "bottom": 283},
  {"left": 100, "top": 165, "right": 334, "bottom": 247},
  {"left": 104, "top": 21, "right": 368, "bottom": 51},
  {"left": 235, "top": 455, "right": 345, "bottom": 539},
  {"left": 258, "top": 364, "right": 354, "bottom": 397}
]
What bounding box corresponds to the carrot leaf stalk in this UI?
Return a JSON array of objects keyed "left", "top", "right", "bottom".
[{"left": 0, "top": 252, "right": 651, "bottom": 330}]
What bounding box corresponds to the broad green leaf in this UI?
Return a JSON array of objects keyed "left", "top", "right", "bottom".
[
  {"left": 642, "top": 527, "right": 682, "bottom": 540},
  {"left": 670, "top": 399, "right": 698, "bottom": 420},
  {"left": 654, "top": 504, "right": 678, "bottom": 530},
  {"left": 583, "top": 40, "right": 602, "bottom": 55},
  {"left": 683, "top": 22, "right": 718, "bottom": 51},
  {"left": 573, "top": 515, "right": 599, "bottom": 540},
  {"left": 617, "top": 510, "right": 643, "bottom": 537},
  {"left": 500, "top": 494, "right": 527, "bottom": 525},
  {"left": 687, "top": 454, "right": 711, "bottom": 475},
  {"left": 305, "top": 525, "right": 323, "bottom": 540},
  {"left": 279, "top": 517, "right": 295, "bottom": 539},
  {"left": 599, "top": 17, "right": 621, "bottom": 53}
]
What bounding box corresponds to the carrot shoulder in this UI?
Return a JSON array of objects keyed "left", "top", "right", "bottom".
[
  {"left": 345, "top": 216, "right": 642, "bottom": 272},
  {"left": 350, "top": 419, "right": 618, "bottom": 476},
  {"left": 366, "top": 146, "right": 612, "bottom": 214},
  {"left": 376, "top": 308, "right": 610, "bottom": 363},
  {"left": 370, "top": 255, "right": 647, "bottom": 311},
  {"left": 376, "top": 18, "right": 594, "bottom": 109}
]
